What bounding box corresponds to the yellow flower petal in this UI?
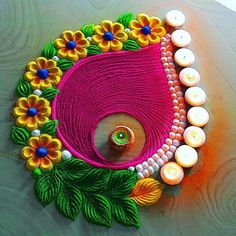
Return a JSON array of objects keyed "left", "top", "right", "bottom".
[
  {"left": 21, "top": 146, "right": 35, "bottom": 160},
  {"left": 61, "top": 30, "right": 74, "bottom": 41},
  {"left": 47, "top": 67, "right": 62, "bottom": 76},
  {"left": 74, "top": 30, "right": 85, "bottom": 40},
  {"left": 101, "top": 20, "right": 113, "bottom": 32},
  {"left": 112, "top": 22, "right": 124, "bottom": 34},
  {"left": 47, "top": 139, "right": 62, "bottom": 151},
  {"left": 46, "top": 59, "right": 57, "bottom": 69},
  {"left": 129, "top": 20, "right": 142, "bottom": 30},
  {"left": 137, "top": 13, "right": 150, "bottom": 26},
  {"left": 26, "top": 117, "right": 38, "bottom": 131},
  {"left": 129, "top": 30, "right": 141, "bottom": 40},
  {"left": 36, "top": 57, "right": 47, "bottom": 69},
  {"left": 30, "top": 78, "right": 42, "bottom": 90},
  {"left": 98, "top": 40, "right": 110, "bottom": 53},
  {"left": 48, "top": 75, "right": 61, "bottom": 85},
  {"left": 41, "top": 80, "right": 52, "bottom": 89},
  {"left": 36, "top": 98, "right": 50, "bottom": 109},
  {"left": 149, "top": 16, "right": 162, "bottom": 28},
  {"left": 94, "top": 25, "right": 105, "bottom": 36},
  {"left": 110, "top": 39, "right": 123, "bottom": 51},
  {"left": 91, "top": 35, "right": 103, "bottom": 44},
  {"left": 47, "top": 150, "right": 62, "bottom": 163},
  {"left": 16, "top": 97, "right": 29, "bottom": 109},
  {"left": 148, "top": 34, "right": 160, "bottom": 44},
  {"left": 57, "top": 48, "right": 68, "bottom": 58},
  {"left": 54, "top": 38, "right": 66, "bottom": 49},
  {"left": 12, "top": 107, "right": 27, "bottom": 117},
  {"left": 114, "top": 31, "right": 128, "bottom": 42},
  {"left": 24, "top": 71, "right": 36, "bottom": 82},
  {"left": 28, "top": 95, "right": 39, "bottom": 107},
  {"left": 36, "top": 114, "right": 49, "bottom": 126},
  {"left": 26, "top": 61, "right": 38, "bottom": 72},
  {"left": 28, "top": 136, "right": 40, "bottom": 149},
  {"left": 77, "top": 39, "right": 90, "bottom": 48},
  {"left": 26, "top": 157, "right": 40, "bottom": 171},
  {"left": 39, "top": 134, "right": 52, "bottom": 147},
  {"left": 16, "top": 115, "right": 29, "bottom": 127},
  {"left": 68, "top": 50, "right": 79, "bottom": 62},
  {"left": 137, "top": 34, "right": 149, "bottom": 47},
  {"left": 75, "top": 48, "right": 87, "bottom": 58},
  {"left": 40, "top": 158, "right": 53, "bottom": 171},
  {"left": 152, "top": 27, "right": 166, "bottom": 37}
]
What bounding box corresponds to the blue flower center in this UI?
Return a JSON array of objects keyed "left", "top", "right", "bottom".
[
  {"left": 27, "top": 107, "right": 38, "bottom": 117},
  {"left": 36, "top": 147, "right": 48, "bottom": 158},
  {"left": 141, "top": 26, "right": 151, "bottom": 35},
  {"left": 66, "top": 40, "right": 76, "bottom": 50},
  {"left": 103, "top": 32, "right": 114, "bottom": 41},
  {"left": 37, "top": 69, "right": 49, "bottom": 80}
]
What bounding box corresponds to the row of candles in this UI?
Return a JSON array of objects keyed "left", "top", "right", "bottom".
[{"left": 160, "top": 10, "right": 209, "bottom": 185}]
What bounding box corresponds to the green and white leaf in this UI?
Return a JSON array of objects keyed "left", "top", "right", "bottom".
[
  {"left": 16, "top": 77, "right": 32, "bottom": 97},
  {"left": 117, "top": 12, "right": 135, "bottom": 28},
  {"left": 11, "top": 126, "right": 30, "bottom": 145},
  {"left": 40, "top": 120, "right": 58, "bottom": 136}
]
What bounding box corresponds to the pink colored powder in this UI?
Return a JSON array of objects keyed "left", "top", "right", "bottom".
[{"left": 52, "top": 44, "right": 174, "bottom": 169}]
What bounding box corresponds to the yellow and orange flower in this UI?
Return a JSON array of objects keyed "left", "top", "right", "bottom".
[
  {"left": 129, "top": 13, "right": 166, "bottom": 47},
  {"left": 54, "top": 30, "right": 90, "bottom": 62},
  {"left": 24, "top": 57, "right": 62, "bottom": 90},
  {"left": 21, "top": 134, "right": 62, "bottom": 171},
  {"left": 12, "top": 95, "right": 51, "bottom": 131},
  {"left": 92, "top": 20, "right": 128, "bottom": 53}
]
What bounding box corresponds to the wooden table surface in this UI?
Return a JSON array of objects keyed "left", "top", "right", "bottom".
[{"left": 1, "top": 0, "right": 236, "bottom": 235}]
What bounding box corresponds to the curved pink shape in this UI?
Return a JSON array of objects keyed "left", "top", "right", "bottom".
[{"left": 52, "top": 44, "right": 174, "bottom": 169}]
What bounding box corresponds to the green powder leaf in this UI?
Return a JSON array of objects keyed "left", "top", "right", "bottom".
[
  {"left": 117, "top": 12, "right": 135, "bottom": 28},
  {"left": 111, "top": 197, "right": 140, "bottom": 228},
  {"left": 11, "top": 126, "right": 30, "bottom": 145},
  {"left": 81, "top": 24, "right": 95, "bottom": 37},
  {"left": 87, "top": 45, "right": 101, "bottom": 56},
  {"left": 83, "top": 194, "right": 112, "bottom": 227},
  {"left": 42, "top": 42, "right": 57, "bottom": 59},
  {"left": 41, "top": 87, "right": 59, "bottom": 102},
  {"left": 40, "top": 120, "right": 58, "bottom": 136},
  {"left": 123, "top": 39, "right": 141, "bottom": 51},
  {"left": 56, "top": 184, "right": 83, "bottom": 220},
  {"left": 16, "top": 77, "right": 32, "bottom": 97},
  {"left": 57, "top": 58, "right": 74, "bottom": 72},
  {"left": 35, "top": 169, "right": 62, "bottom": 206}
]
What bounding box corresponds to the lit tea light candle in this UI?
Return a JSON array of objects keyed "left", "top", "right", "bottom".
[
  {"left": 179, "top": 68, "right": 200, "bottom": 87},
  {"left": 174, "top": 48, "right": 195, "bottom": 67},
  {"left": 187, "top": 107, "right": 209, "bottom": 127},
  {"left": 165, "top": 10, "right": 186, "bottom": 27},
  {"left": 175, "top": 145, "right": 198, "bottom": 168},
  {"left": 185, "top": 86, "right": 206, "bottom": 106},
  {"left": 160, "top": 162, "right": 184, "bottom": 185},
  {"left": 171, "top": 29, "right": 191, "bottom": 47},
  {"left": 183, "top": 126, "right": 206, "bottom": 148}
]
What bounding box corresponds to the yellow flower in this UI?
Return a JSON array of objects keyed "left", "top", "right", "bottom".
[
  {"left": 24, "top": 57, "right": 62, "bottom": 90},
  {"left": 21, "top": 134, "right": 62, "bottom": 171},
  {"left": 129, "top": 13, "right": 166, "bottom": 47},
  {"left": 92, "top": 20, "right": 128, "bottom": 53},
  {"left": 54, "top": 30, "right": 90, "bottom": 62},
  {"left": 12, "top": 95, "right": 51, "bottom": 131}
]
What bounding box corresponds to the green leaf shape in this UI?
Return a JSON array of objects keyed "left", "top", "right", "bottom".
[
  {"left": 42, "top": 42, "right": 57, "bottom": 59},
  {"left": 108, "top": 170, "right": 137, "bottom": 197},
  {"left": 111, "top": 197, "right": 140, "bottom": 228},
  {"left": 57, "top": 58, "right": 74, "bottom": 72},
  {"left": 41, "top": 87, "right": 59, "bottom": 102},
  {"left": 83, "top": 193, "right": 112, "bottom": 227},
  {"left": 40, "top": 120, "right": 58, "bottom": 136},
  {"left": 117, "top": 12, "right": 135, "bottom": 28},
  {"left": 87, "top": 45, "right": 101, "bottom": 56},
  {"left": 80, "top": 24, "right": 95, "bottom": 37},
  {"left": 35, "top": 169, "right": 62, "bottom": 206},
  {"left": 56, "top": 184, "right": 83, "bottom": 220},
  {"left": 11, "top": 126, "right": 30, "bottom": 145},
  {"left": 16, "top": 77, "right": 32, "bottom": 97},
  {"left": 123, "top": 39, "right": 141, "bottom": 51}
]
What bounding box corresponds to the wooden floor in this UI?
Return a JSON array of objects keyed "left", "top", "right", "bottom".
[{"left": 1, "top": 0, "right": 236, "bottom": 235}]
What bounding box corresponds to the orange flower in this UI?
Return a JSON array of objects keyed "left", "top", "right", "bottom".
[
  {"left": 129, "top": 13, "right": 166, "bottom": 46},
  {"left": 12, "top": 95, "right": 51, "bottom": 131},
  {"left": 92, "top": 20, "right": 128, "bottom": 53},
  {"left": 24, "top": 57, "right": 62, "bottom": 90},
  {"left": 54, "top": 30, "right": 90, "bottom": 62},
  {"left": 21, "top": 134, "right": 62, "bottom": 171}
]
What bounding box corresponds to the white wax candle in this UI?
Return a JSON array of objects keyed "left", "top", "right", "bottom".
[
  {"left": 171, "top": 30, "right": 191, "bottom": 47},
  {"left": 174, "top": 48, "right": 195, "bottom": 67},
  {"left": 160, "top": 162, "right": 184, "bottom": 185},
  {"left": 187, "top": 107, "right": 209, "bottom": 127},
  {"left": 179, "top": 68, "right": 200, "bottom": 87},
  {"left": 183, "top": 126, "right": 206, "bottom": 148},
  {"left": 185, "top": 87, "right": 206, "bottom": 106},
  {"left": 175, "top": 145, "right": 198, "bottom": 168},
  {"left": 165, "top": 10, "right": 186, "bottom": 27}
]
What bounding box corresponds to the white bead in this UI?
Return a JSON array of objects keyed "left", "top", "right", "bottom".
[
  {"left": 152, "top": 163, "right": 160, "bottom": 171},
  {"left": 156, "top": 158, "right": 165, "bottom": 166},
  {"left": 86, "top": 37, "right": 92, "bottom": 42},
  {"left": 136, "top": 164, "right": 144, "bottom": 172},
  {"left": 173, "top": 139, "right": 180, "bottom": 146},
  {"left": 128, "top": 166, "right": 135, "bottom": 171},
  {"left": 137, "top": 172, "right": 144, "bottom": 179},
  {"left": 161, "top": 155, "right": 169, "bottom": 162},
  {"left": 31, "top": 129, "right": 40, "bottom": 137},
  {"left": 62, "top": 150, "right": 72, "bottom": 160},
  {"left": 142, "top": 161, "right": 149, "bottom": 169},
  {"left": 33, "top": 89, "right": 42, "bottom": 96},
  {"left": 152, "top": 153, "right": 159, "bottom": 161},
  {"left": 166, "top": 151, "right": 174, "bottom": 159},
  {"left": 147, "top": 158, "right": 155, "bottom": 165},
  {"left": 147, "top": 166, "right": 155, "bottom": 175},
  {"left": 52, "top": 56, "right": 59, "bottom": 61},
  {"left": 142, "top": 169, "right": 150, "bottom": 177},
  {"left": 169, "top": 145, "right": 177, "bottom": 152},
  {"left": 125, "top": 28, "right": 131, "bottom": 33}
]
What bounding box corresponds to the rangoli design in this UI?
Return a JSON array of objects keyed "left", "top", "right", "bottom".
[{"left": 11, "top": 11, "right": 209, "bottom": 227}]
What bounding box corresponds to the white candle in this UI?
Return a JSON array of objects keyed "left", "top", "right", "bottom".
[
  {"left": 185, "top": 86, "right": 206, "bottom": 106},
  {"left": 171, "top": 30, "right": 191, "bottom": 47},
  {"left": 165, "top": 10, "right": 186, "bottom": 27},
  {"left": 187, "top": 107, "right": 209, "bottom": 127},
  {"left": 179, "top": 68, "right": 200, "bottom": 87},
  {"left": 174, "top": 48, "right": 195, "bottom": 67},
  {"left": 175, "top": 145, "right": 198, "bottom": 168},
  {"left": 183, "top": 126, "right": 206, "bottom": 148}
]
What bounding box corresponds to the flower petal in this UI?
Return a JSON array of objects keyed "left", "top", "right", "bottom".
[
  {"left": 114, "top": 31, "right": 128, "bottom": 42},
  {"left": 26, "top": 157, "right": 40, "bottom": 171},
  {"left": 26, "top": 61, "right": 38, "bottom": 72},
  {"left": 41, "top": 79, "right": 52, "bottom": 89},
  {"left": 47, "top": 67, "right": 62, "bottom": 76},
  {"left": 54, "top": 38, "right": 66, "bottom": 49},
  {"left": 28, "top": 95, "right": 39, "bottom": 107},
  {"left": 46, "top": 59, "right": 57, "bottom": 69},
  {"left": 101, "top": 20, "right": 113, "bottom": 32},
  {"left": 24, "top": 71, "right": 36, "bottom": 82},
  {"left": 36, "top": 57, "right": 47, "bottom": 69},
  {"left": 129, "top": 20, "right": 142, "bottom": 30},
  {"left": 75, "top": 48, "right": 87, "bottom": 58},
  {"left": 61, "top": 30, "right": 74, "bottom": 41},
  {"left": 12, "top": 107, "right": 27, "bottom": 117},
  {"left": 39, "top": 134, "right": 52, "bottom": 147},
  {"left": 47, "top": 139, "right": 62, "bottom": 151},
  {"left": 30, "top": 78, "right": 42, "bottom": 90},
  {"left": 112, "top": 22, "right": 124, "bottom": 34},
  {"left": 40, "top": 158, "right": 53, "bottom": 171},
  {"left": 16, "top": 115, "right": 29, "bottom": 127},
  {"left": 28, "top": 136, "right": 40, "bottom": 149},
  {"left": 91, "top": 35, "right": 103, "bottom": 44},
  {"left": 149, "top": 16, "right": 162, "bottom": 28},
  {"left": 98, "top": 40, "right": 110, "bottom": 53},
  {"left": 57, "top": 48, "right": 68, "bottom": 58},
  {"left": 110, "top": 39, "right": 123, "bottom": 51},
  {"left": 76, "top": 39, "right": 89, "bottom": 48},
  {"left": 148, "top": 33, "right": 160, "bottom": 44},
  {"left": 129, "top": 30, "right": 141, "bottom": 40},
  {"left": 47, "top": 150, "right": 62, "bottom": 163},
  {"left": 21, "top": 146, "right": 35, "bottom": 160},
  {"left": 74, "top": 30, "right": 85, "bottom": 40},
  {"left": 36, "top": 114, "right": 49, "bottom": 126},
  {"left": 137, "top": 34, "right": 149, "bottom": 47},
  {"left": 36, "top": 98, "right": 50, "bottom": 110},
  {"left": 48, "top": 76, "right": 61, "bottom": 85},
  {"left": 94, "top": 25, "right": 105, "bottom": 36},
  {"left": 16, "top": 97, "right": 29, "bottom": 109},
  {"left": 137, "top": 13, "right": 150, "bottom": 26},
  {"left": 26, "top": 116, "right": 38, "bottom": 131},
  {"left": 68, "top": 50, "right": 79, "bottom": 62},
  {"left": 151, "top": 27, "right": 166, "bottom": 37}
]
